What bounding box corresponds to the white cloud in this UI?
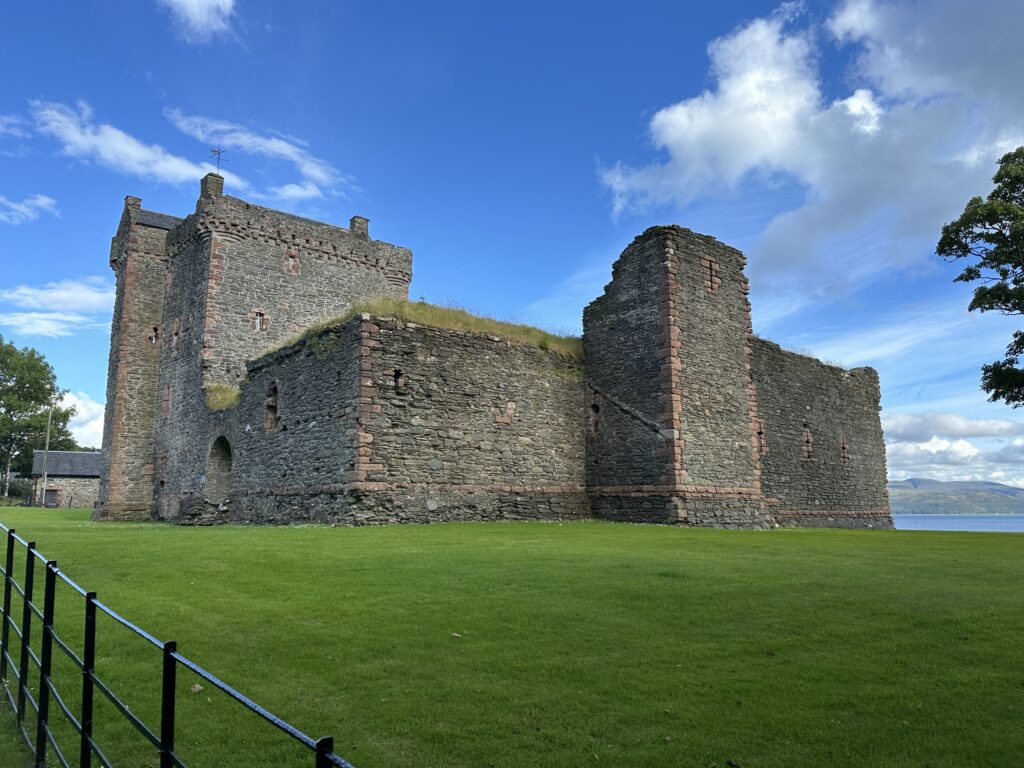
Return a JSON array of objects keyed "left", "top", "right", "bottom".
[
  {"left": 1, "top": 277, "right": 114, "bottom": 313},
  {"left": 0, "top": 312, "right": 105, "bottom": 338},
  {"left": 158, "top": 0, "right": 236, "bottom": 42},
  {"left": 0, "top": 194, "right": 58, "bottom": 225},
  {"left": 602, "top": 7, "right": 818, "bottom": 214},
  {"left": 883, "top": 412, "right": 1024, "bottom": 442},
  {"left": 0, "top": 115, "right": 28, "bottom": 139},
  {"left": 165, "top": 108, "right": 352, "bottom": 201},
  {"left": 61, "top": 391, "right": 104, "bottom": 448},
  {"left": 31, "top": 100, "right": 249, "bottom": 190},
  {"left": 887, "top": 436, "right": 981, "bottom": 466},
  {"left": 602, "top": 1, "right": 1024, "bottom": 321}
]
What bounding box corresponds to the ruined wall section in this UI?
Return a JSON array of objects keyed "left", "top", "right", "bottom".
[
  {"left": 215, "top": 316, "right": 587, "bottom": 525},
  {"left": 583, "top": 227, "right": 768, "bottom": 527},
  {"left": 669, "top": 229, "right": 766, "bottom": 526},
  {"left": 752, "top": 339, "right": 891, "bottom": 528},
  {"left": 220, "top": 322, "right": 363, "bottom": 523},
  {"left": 583, "top": 232, "right": 669, "bottom": 506},
  {"left": 353, "top": 317, "right": 588, "bottom": 523},
  {"left": 193, "top": 182, "right": 412, "bottom": 388},
  {"left": 97, "top": 198, "right": 173, "bottom": 520}
]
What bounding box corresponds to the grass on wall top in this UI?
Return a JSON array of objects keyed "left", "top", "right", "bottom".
[
  {"left": 275, "top": 298, "right": 583, "bottom": 358},
  {"left": 204, "top": 383, "right": 241, "bottom": 410}
]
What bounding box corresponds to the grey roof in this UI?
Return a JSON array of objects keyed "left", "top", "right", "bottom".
[
  {"left": 32, "top": 451, "right": 101, "bottom": 478},
  {"left": 135, "top": 209, "right": 182, "bottom": 231}
]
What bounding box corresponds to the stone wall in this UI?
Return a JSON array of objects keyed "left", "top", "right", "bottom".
[
  {"left": 751, "top": 338, "right": 891, "bottom": 528},
  {"left": 34, "top": 476, "right": 100, "bottom": 508},
  {"left": 220, "top": 319, "right": 364, "bottom": 523},
  {"left": 97, "top": 199, "right": 172, "bottom": 520},
  {"left": 354, "top": 316, "right": 588, "bottom": 523},
  {"left": 146, "top": 175, "right": 413, "bottom": 521},
  {"left": 206, "top": 315, "right": 588, "bottom": 525},
  {"left": 583, "top": 227, "right": 768, "bottom": 528},
  {"left": 583, "top": 230, "right": 668, "bottom": 498},
  {"left": 151, "top": 211, "right": 219, "bottom": 520}
]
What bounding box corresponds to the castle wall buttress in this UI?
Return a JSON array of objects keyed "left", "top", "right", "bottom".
[{"left": 97, "top": 198, "right": 171, "bottom": 520}]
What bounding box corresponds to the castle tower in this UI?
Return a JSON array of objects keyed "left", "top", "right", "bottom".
[
  {"left": 97, "top": 197, "right": 179, "bottom": 519},
  {"left": 583, "top": 226, "right": 769, "bottom": 527}
]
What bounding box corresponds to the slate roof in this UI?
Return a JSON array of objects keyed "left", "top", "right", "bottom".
[
  {"left": 31, "top": 451, "right": 101, "bottom": 478},
  {"left": 136, "top": 209, "right": 182, "bottom": 231}
]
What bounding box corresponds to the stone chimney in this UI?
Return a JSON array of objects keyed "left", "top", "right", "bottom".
[
  {"left": 200, "top": 173, "right": 224, "bottom": 198},
  {"left": 124, "top": 195, "right": 142, "bottom": 209},
  {"left": 349, "top": 215, "right": 369, "bottom": 239}
]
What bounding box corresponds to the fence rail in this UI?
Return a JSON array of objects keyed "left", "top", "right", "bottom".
[{"left": 0, "top": 523, "right": 357, "bottom": 767}]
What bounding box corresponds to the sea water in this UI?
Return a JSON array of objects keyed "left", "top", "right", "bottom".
[{"left": 893, "top": 514, "right": 1024, "bottom": 532}]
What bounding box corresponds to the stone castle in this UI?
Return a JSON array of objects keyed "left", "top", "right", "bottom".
[{"left": 98, "top": 173, "right": 891, "bottom": 528}]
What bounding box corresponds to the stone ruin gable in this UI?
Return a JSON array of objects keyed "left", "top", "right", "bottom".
[
  {"left": 169, "top": 313, "right": 589, "bottom": 525},
  {"left": 97, "top": 197, "right": 179, "bottom": 521},
  {"left": 187, "top": 174, "right": 412, "bottom": 388},
  {"left": 583, "top": 226, "right": 770, "bottom": 529},
  {"left": 751, "top": 338, "right": 892, "bottom": 528}
]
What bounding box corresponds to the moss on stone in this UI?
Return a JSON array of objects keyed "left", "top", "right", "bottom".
[{"left": 204, "top": 384, "right": 240, "bottom": 411}]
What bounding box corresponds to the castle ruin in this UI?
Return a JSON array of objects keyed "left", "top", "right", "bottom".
[{"left": 98, "top": 174, "right": 891, "bottom": 528}]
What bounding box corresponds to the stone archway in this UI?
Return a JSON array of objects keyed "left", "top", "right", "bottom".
[{"left": 206, "top": 436, "right": 233, "bottom": 504}]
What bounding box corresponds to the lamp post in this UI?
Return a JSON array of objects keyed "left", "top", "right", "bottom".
[{"left": 38, "top": 405, "right": 53, "bottom": 507}]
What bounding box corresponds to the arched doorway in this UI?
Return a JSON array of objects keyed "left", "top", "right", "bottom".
[{"left": 206, "top": 436, "right": 232, "bottom": 504}]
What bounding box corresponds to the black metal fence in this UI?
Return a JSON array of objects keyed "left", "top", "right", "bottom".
[{"left": 0, "top": 523, "right": 357, "bottom": 767}]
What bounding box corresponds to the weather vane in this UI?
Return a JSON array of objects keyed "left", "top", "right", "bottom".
[{"left": 210, "top": 147, "right": 227, "bottom": 172}]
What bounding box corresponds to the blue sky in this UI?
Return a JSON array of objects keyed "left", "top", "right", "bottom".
[{"left": 2, "top": 0, "right": 1024, "bottom": 484}]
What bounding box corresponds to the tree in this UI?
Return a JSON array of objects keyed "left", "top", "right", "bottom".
[
  {"left": 937, "top": 146, "right": 1024, "bottom": 405},
  {"left": 0, "top": 334, "right": 77, "bottom": 496}
]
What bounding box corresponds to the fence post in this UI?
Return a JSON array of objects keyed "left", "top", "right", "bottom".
[
  {"left": 34, "top": 561, "right": 57, "bottom": 766},
  {"left": 315, "top": 736, "right": 335, "bottom": 768},
  {"left": 16, "top": 542, "right": 36, "bottom": 723},
  {"left": 80, "top": 591, "right": 96, "bottom": 768},
  {"left": 160, "top": 640, "right": 177, "bottom": 768},
  {"left": 0, "top": 528, "right": 14, "bottom": 682}
]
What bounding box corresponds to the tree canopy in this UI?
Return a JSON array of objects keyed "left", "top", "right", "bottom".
[
  {"left": 937, "top": 146, "right": 1024, "bottom": 405},
  {"left": 0, "top": 333, "right": 78, "bottom": 496}
]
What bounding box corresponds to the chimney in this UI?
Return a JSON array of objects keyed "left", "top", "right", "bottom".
[
  {"left": 200, "top": 173, "right": 224, "bottom": 199},
  {"left": 124, "top": 195, "right": 142, "bottom": 209},
  {"left": 349, "top": 215, "right": 369, "bottom": 239}
]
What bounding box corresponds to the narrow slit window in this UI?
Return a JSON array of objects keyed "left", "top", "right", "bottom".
[
  {"left": 801, "top": 423, "right": 814, "bottom": 461},
  {"left": 756, "top": 418, "right": 767, "bottom": 455},
  {"left": 266, "top": 382, "right": 280, "bottom": 432}
]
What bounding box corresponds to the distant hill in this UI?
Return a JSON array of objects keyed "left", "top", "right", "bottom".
[{"left": 888, "top": 478, "right": 1024, "bottom": 515}]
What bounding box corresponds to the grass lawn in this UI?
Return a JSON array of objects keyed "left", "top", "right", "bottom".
[{"left": 0, "top": 509, "right": 1022, "bottom": 768}]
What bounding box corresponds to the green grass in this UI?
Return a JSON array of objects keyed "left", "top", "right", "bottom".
[
  {"left": 273, "top": 298, "right": 583, "bottom": 358},
  {"left": 1, "top": 510, "right": 1022, "bottom": 768}
]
